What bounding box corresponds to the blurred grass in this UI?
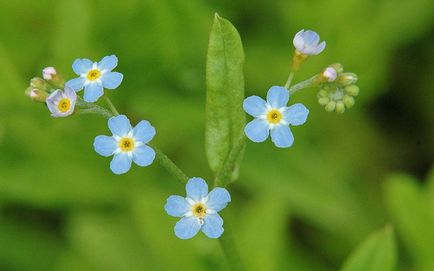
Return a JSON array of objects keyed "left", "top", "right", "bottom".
[{"left": 0, "top": 0, "right": 433, "bottom": 270}]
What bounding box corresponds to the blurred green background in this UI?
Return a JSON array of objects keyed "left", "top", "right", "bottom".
[{"left": 0, "top": 0, "right": 433, "bottom": 270}]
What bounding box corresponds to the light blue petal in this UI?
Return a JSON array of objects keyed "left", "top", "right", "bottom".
[
  {"left": 101, "top": 72, "right": 123, "bottom": 89},
  {"left": 243, "top": 96, "right": 267, "bottom": 117},
  {"left": 270, "top": 125, "right": 294, "bottom": 148},
  {"left": 244, "top": 119, "right": 269, "bottom": 143},
  {"left": 174, "top": 217, "right": 201, "bottom": 239},
  {"left": 72, "top": 58, "right": 93, "bottom": 75},
  {"left": 302, "top": 30, "right": 319, "bottom": 45},
  {"left": 83, "top": 83, "right": 104, "bottom": 102},
  {"left": 165, "top": 195, "right": 190, "bottom": 217},
  {"left": 93, "top": 135, "right": 117, "bottom": 157},
  {"left": 132, "top": 120, "right": 156, "bottom": 143},
  {"left": 98, "top": 55, "right": 118, "bottom": 71},
  {"left": 202, "top": 214, "right": 224, "bottom": 238},
  {"left": 266, "top": 86, "right": 289, "bottom": 108},
  {"left": 283, "top": 103, "right": 309, "bottom": 126},
  {"left": 110, "top": 153, "right": 132, "bottom": 175},
  {"left": 186, "top": 177, "right": 208, "bottom": 201},
  {"left": 108, "top": 115, "right": 132, "bottom": 136},
  {"left": 207, "top": 188, "right": 231, "bottom": 212},
  {"left": 65, "top": 77, "right": 85, "bottom": 91},
  {"left": 132, "top": 145, "right": 155, "bottom": 167}
]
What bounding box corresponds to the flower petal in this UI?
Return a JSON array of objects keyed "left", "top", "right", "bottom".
[
  {"left": 174, "top": 217, "right": 201, "bottom": 239},
  {"left": 270, "top": 125, "right": 294, "bottom": 148},
  {"left": 65, "top": 77, "right": 85, "bottom": 92},
  {"left": 132, "top": 145, "right": 155, "bottom": 167},
  {"left": 165, "top": 195, "right": 190, "bottom": 217},
  {"left": 110, "top": 152, "right": 132, "bottom": 175},
  {"left": 93, "top": 135, "right": 117, "bottom": 157},
  {"left": 243, "top": 96, "right": 267, "bottom": 117},
  {"left": 46, "top": 90, "right": 62, "bottom": 115},
  {"left": 244, "top": 119, "right": 269, "bottom": 143},
  {"left": 266, "top": 86, "right": 289, "bottom": 108},
  {"left": 132, "top": 120, "right": 156, "bottom": 143},
  {"left": 283, "top": 103, "right": 309, "bottom": 126},
  {"left": 202, "top": 214, "right": 224, "bottom": 238},
  {"left": 206, "top": 188, "right": 231, "bottom": 212},
  {"left": 83, "top": 83, "right": 104, "bottom": 102},
  {"left": 97, "top": 55, "right": 118, "bottom": 71},
  {"left": 293, "top": 29, "right": 305, "bottom": 50},
  {"left": 108, "top": 115, "right": 132, "bottom": 136},
  {"left": 101, "top": 72, "right": 123, "bottom": 89},
  {"left": 186, "top": 177, "right": 208, "bottom": 201},
  {"left": 64, "top": 87, "right": 77, "bottom": 101},
  {"left": 72, "top": 58, "right": 93, "bottom": 75},
  {"left": 302, "top": 30, "right": 319, "bottom": 46}
]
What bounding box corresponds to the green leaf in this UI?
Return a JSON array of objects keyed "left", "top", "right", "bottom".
[
  {"left": 384, "top": 173, "right": 434, "bottom": 271},
  {"left": 205, "top": 13, "right": 245, "bottom": 185},
  {"left": 340, "top": 225, "right": 396, "bottom": 271}
]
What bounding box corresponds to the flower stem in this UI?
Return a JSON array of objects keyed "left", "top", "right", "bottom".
[
  {"left": 152, "top": 145, "right": 189, "bottom": 184},
  {"left": 288, "top": 74, "right": 319, "bottom": 95},
  {"left": 76, "top": 97, "right": 113, "bottom": 119},
  {"left": 284, "top": 71, "right": 295, "bottom": 89},
  {"left": 219, "top": 220, "right": 246, "bottom": 271},
  {"left": 104, "top": 95, "right": 120, "bottom": 116}
]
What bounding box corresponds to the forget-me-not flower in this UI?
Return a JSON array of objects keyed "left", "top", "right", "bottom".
[
  {"left": 93, "top": 115, "right": 156, "bottom": 175},
  {"left": 243, "top": 86, "right": 309, "bottom": 148},
  {"left": 293, "top": 29, "right": 326, "bottom": 56},
  {"left": 66, "top": 55, "right": 123, "bottom": 103},
  {"left": 46, "top": 87, "right": 77, "bottom": 117},
  {"left": 165, "top": 177, "right": 231, "bottom": 239}
]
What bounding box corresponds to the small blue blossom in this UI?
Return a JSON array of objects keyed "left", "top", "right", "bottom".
[
  {"left": 293, "top": 29, "right": 326, "bottom": 55},
  {"left": 93, "top": 115, "right": 156, "bottom": 175},
  {"left": 243, "top": 86, "right": 309, "bottom": 148},
  {"left": 66, "top": 55, "right": 123, "bottom": 103},
  {"left": 46, "top": 87, "right": 77, "bottom": 117},
  {"left": 165, "top": 177, "right": 231, "bottom": 239}
]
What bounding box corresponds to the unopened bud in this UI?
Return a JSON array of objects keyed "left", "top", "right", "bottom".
[
  {"left": 25, "top": 87, "right": 48, "bottom": 102},
  {"left": 42, "top": 67, "right": 57, "bottom": 80},
  {"left": 335, "top": 101, "right": 345, "bottom": 113},
  {"left": 325, "top": 101, "right": 336, "bottom": 112},
  {"left": 30, "top": 77, "right": 48, "bottom": 90},
  {"left": 345, "top": 85, "right": 359, "bottom": 96},
  {"left": 337, "top": 73, "right": 358, "bottom": 86},
  {"left": 329, "top": 63, "right": 343, "bottom": 73},
  {"left": 322, "top": 67, "right": 337, "bottom": 82},
  {"left": 343, "top": 95, "right": 355, "bottom": 108},
  {"left": 318, "top": 97, "right": 330, "bottom": 106}
]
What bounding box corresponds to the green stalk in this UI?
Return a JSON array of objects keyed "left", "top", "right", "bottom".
[
  {"left": 284, "top": 71, "right": 295, "bottom": 89},
  {"left": 151, "top": 146, "right": 189, "bottom": 184},
  {"left": 104, "top": 95, "right": 120, "bottom": 116},
  {"left": 219, "top": 220, "right": 246, "bottom": 271},
  {"left": 288, "top": 74, "right": 319, "bottom": 95}
]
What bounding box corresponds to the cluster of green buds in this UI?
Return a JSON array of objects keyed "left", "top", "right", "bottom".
[
  {"left": 315, "top": 63, "right": 359, "bottom": 113},
  {"left": 25, "top": 67, "right": 64, "bottom": 103}
]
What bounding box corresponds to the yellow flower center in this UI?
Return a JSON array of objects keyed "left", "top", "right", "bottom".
[
  {"left": 57, "top": 98, "right": 71, "bottom": 113},
  {"left": 118, "top": 137, "right": 135, "bottom": 152},
  {"left": 266, "top": 109, "right": 282, "bottom": 124},
  {"left": 192, "top": 203, "right": 207, "bottom": 219},
  {"left": 86, "top": 69, "right": 101, "bottom": 81}
]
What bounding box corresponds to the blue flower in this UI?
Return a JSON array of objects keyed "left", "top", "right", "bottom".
[
  {"left": 165, "top": 177, "right": 231, "bottom": 239},
  {"left": 293, "top": 29, "right": 326, "bottom": 56},
  {"left": 243, "top": 86, "right": 309, "bottom": 148},
  {"left": 65, "top": 55, "right": 123, "bottom": 102},
  {"left": 93, "top": 115, "right": 156, "bottom": 175},
  {"left": 46, "top": 87, "right": 77, "bottom": 117}
]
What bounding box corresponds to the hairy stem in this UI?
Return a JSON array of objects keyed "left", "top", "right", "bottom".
[
  {"left": 151, "top": 145, "right": 189, "bottom": 184},
  {"left": 219, "top": 220, "right": 246, "bottom": 271},
  {"left": 288, "top": 74, "right": 319, "bottom": 95},
  {"left": 284, "top": 71, "right": 295, "bottom": 89},
  {"left": 104, "top": 95, "right": 120, "bottom": 116}
]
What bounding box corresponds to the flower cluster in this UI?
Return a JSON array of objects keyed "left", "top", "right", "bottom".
[
  {"left": 24, "top": 26, "right": 359, "bottom": 242},
  {"left": 316, "top": 64, "right": 359, "bottom": 113}
]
